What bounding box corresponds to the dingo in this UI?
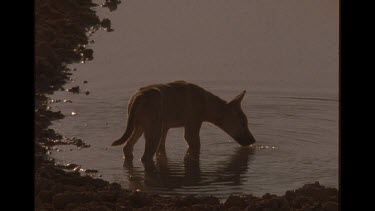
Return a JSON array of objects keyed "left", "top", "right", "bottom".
[{"left": 112, "top": 81, "right": 256, "bottom": 162}]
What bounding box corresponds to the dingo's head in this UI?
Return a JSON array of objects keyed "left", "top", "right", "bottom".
[{"left": 216, "top": 91, "right": 256, "bottom": 146}]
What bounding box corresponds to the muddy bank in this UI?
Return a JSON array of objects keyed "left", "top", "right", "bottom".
[
  {"left": 36, "top": 157, "right": 338, "bottom": 210},
  {"left": 34, "top": 0, "right": 338, "bottom": 210}
]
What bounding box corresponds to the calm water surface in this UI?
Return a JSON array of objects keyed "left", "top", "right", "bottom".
[
  {"left": 49, "top": 0, "right": 338, "bottom": 199},
  {"left": 50, "top": 84, "right": 338, "bottom": 198}
]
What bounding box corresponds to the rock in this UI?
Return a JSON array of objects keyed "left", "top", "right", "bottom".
[
  {"left": 177, "top": 195, "right": 198, "bottom": 207},
  {"left": 196, "top": 196, "right": 220, "bottom": 205},
  {"left": 85, "top": 169, "right": 99, "bottom": 173},
  {"left": 275, "top": 198, "right": 290, "bottom": 211},
  {"left": 300, "top": 206, "right": 317, "bottom": 211},
  {"left": 224, "top": 195, "right": 247, "bottom": 208},
  {"left": 129, "top": 191, "right": 152, "bottom": 208},
  {"left": 35, "top": 177, "right": 53, "bottom": 193},
  {"left": 81, "top": 48, "right": 93, "bottom": 60},
  {"left": 227, "top": 206, "right": 242, "bottom": 211},
  {"left": 109, "top": 182, "right": 122, "bottom": 191},
  {"left": 101, "top": 0, "right": 121, "bottom": 12},
  {"left": 68, "top": 86, "right": 80, "bottom": 93},
  {"left": 96, "top": 190, "right": 118, "bottom": 203},
  {"left": 65, "top": 170, "right": 81, "bottom": 177},
  {"left": 245, "top": 203, "right": 264, "bottom": 211},
  {"left": 83, "top": 80, "right": 88, "bottom": 84},
  {"left": 191, "top": 204, "right": 218, "bottom": 211},
  {"left": 262, "top": 193, "right": 277, "bottom": 200},
  {"left": 37, "top": 190, "right": 53, "bottom": 203},
  {"left": 115, "top": 204, "right": 130, "bottom": 211},
  {"left": 73, "top": 166, "right": 81, "bottom": 172},
  {"left": 101, "top": 18, "right": 111, "bottom": 29},
  {"left": 53, "top": 192, "right": 96, "bottom": 209},
  {"left": 285, "top": 190, "right": 296, "bottom": 202},
  {"left": 89, "top": 205, "right": 113, "bottom": 211},
  {"left": 92, "top": 177, "right": 110, "bottom": 188},
  {"left": 265, "top": 197, "right": 288, "bottom": 210},
  {"left": 323, "top": 201, "right": 339, "bottom": 211},
  {"left": 51, "top": 183, "right": 65, "bottom": 194},
  {"left": 292, "top": 196, "right": 313, "bottom": 209}
]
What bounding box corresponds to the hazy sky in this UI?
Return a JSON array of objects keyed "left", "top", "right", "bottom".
[{"left": 90, "top": 0, "right": 339, "bottom": 92}]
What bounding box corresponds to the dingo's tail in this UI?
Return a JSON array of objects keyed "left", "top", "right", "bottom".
[{"left": 111, "top": 98, "right": 138, "bottom": 146}]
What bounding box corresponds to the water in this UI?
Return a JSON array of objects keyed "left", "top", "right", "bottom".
[{"left": 49, "top": 0, "right": 338, "bottom": 199}]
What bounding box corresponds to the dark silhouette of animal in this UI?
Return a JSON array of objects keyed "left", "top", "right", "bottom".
[{"left": 111, "top": 81, "right": 256, "bottom": 162}]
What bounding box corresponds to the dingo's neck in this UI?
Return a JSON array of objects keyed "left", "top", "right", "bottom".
[{"left": 203, "top": 91, "right": 226, "bottom": 125}]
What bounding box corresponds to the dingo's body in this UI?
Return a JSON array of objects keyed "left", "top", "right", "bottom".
[{"left": 112, "top": 81, "right": 255, "bottom": 162}]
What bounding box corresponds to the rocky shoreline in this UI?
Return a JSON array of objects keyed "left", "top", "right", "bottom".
[
  {"left": 36, "top": 156, "right": 338, "bottom": 210},
  {"left": 34, "top": 1, "right": 339, "bottom": 210}
]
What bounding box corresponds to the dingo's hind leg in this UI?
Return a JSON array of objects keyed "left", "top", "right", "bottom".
[
  {"left": 123, "top": 126, "right": 143, "bottom": 160},
  {"left": 142, "top": 127, "right": 162, "bottom": 162}
]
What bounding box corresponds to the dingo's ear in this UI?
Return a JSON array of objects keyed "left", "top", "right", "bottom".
[{"left": 228, "top": 90, "right": 246, "bottom": 106}]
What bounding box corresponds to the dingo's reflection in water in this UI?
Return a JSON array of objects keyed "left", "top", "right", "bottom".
[{"left": 123, "top": 147, "right": 255, "bottom": 194}]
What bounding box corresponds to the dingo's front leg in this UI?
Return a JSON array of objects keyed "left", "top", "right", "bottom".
[
  {"left": 184, "top": 122, "right": 202, "bottom": 154},
  {"left": 157, "top": 128, "right": 168, "bottom": 156}
]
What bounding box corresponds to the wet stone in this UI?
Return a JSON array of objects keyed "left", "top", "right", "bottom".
[
  {"left": 85, "top": 169, "right": 99, "bottom": 173},
  {"left": 81, "top": 48, "right": 94, "bottom": 60},
  {"left": 262, "top": 193, "right": 277, "bottom": 200},
  {"left": 67, "top": 86, "right": 80, "bottom": 93},
  {"left": 64, "top": 163, "right": 80, "bottom": 170},
  {"left": 101, "top": 18, "right": 111, "bottom": 29},
  {"left": 101, "top": 0, "right": 121, "bottom": 12}
]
